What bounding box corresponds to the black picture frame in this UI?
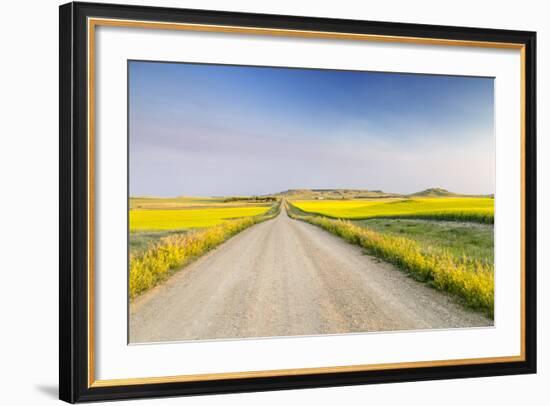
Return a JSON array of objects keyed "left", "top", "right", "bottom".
[{"left": 59, "top": 1, "right": 537, "bottom": 403}]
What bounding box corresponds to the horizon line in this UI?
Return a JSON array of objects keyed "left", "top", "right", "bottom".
[{"left": 129, "top": 188, "right": 495, "bottom": 199}]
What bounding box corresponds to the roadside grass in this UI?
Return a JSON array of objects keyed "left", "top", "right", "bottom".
[
  {"left": 355, "top": 218, "right": 494, "bottom": 264},
  {"left": 291, "top": 197, "right": 494, "bottom": 224},
  {"left": 129, "top": 202, "right": 280, "bottom": 299},
  {"left": 130, "top": 229, "right": 189, "bottom": 255},
  {"left": 287, "top": 202, "right": 494, "bottom": 317}
]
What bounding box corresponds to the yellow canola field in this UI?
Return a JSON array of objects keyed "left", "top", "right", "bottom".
[
  {"left": 130, "top": 206, "right": 271, "bottom": 231},
  {"left": 291, "top": 197, "right": 494, "bottom": 224}
]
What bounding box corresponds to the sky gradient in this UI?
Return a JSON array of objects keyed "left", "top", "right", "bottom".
[{"left": 129, "top": 61, "right": 494, "bottom": 197}]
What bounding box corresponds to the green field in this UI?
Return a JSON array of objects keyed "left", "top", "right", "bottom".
[
  {"left": 130, "top": 229, "right": 190, "bottom": 255},
  {"left": 291, "top": 197, "right": 494, "bottom": 223},
  {"left": 355, "top": 218, "right": 493, "bottom": 264}
]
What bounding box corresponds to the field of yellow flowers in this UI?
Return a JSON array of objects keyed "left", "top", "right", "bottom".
[
  {"left": 130, "top": 205, "right": 271, "bottom": 231},
  {"left": 129, "top": 200, "right": 280, "bottom": 298},
  {"left": 292, "top": 197, "right": 494, "bottom": 224}
]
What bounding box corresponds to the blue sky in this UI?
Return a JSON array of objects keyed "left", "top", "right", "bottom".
[{"left": 129, "top": 61, "right": 494, "bottom": 197}]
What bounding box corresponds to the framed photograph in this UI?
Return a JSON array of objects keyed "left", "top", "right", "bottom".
[{"left": 59, "top": 1, "right": 537, "bottom": 403}]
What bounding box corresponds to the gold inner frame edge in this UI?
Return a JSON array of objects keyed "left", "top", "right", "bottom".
[{"left": 87, "top": 17, "right": 527, "bottom": 388}]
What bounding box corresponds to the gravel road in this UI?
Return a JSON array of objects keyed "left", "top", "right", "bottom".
[{"left": 129, "top": 206, "right": 492, "bottom": 343}]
